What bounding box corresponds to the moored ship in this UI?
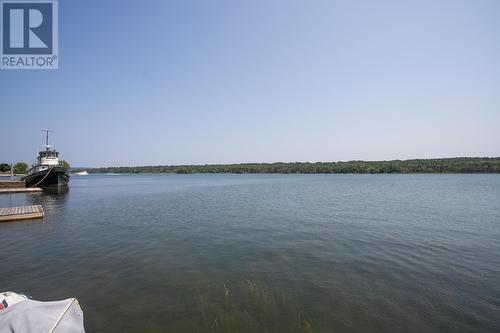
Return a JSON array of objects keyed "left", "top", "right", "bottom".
[{"left": 22, "top": 131, "right": 70, "bottom": 188}]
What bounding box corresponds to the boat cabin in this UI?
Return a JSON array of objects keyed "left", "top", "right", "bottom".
[{"left": 38, "top": 149, "right": 60, "bottom": 166}]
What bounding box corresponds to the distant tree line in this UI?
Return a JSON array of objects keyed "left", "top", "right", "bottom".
[
  {"left": 0, "top": 162, "right": 28, "bottom": 174},
  {"left": 60, "top": 160, "right": 70, "bottom": 171},
  {"left": 81, "top": 157, "right": 500, "bottom": 174},
  {"left": 0, "top": 163, "right": 10, "bottom": 172},
  {"left": 0, "top": 161, "right": 70, "bottom": 173}
]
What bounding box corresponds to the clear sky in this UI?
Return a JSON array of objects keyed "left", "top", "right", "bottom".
[{"left": 1, "top": 0, "right": 499, "bottom": 167}]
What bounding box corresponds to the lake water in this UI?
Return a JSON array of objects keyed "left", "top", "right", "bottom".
[{"left": 1, "top": 174, "right": 499, "bottom": 332}]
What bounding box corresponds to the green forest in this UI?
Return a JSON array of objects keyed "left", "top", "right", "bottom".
[
  {"left": 83, "top": 157, "right": 500, "bottom": 174},
  {"left": 0, "top": 162, "right": 28, "bottom": 174}
]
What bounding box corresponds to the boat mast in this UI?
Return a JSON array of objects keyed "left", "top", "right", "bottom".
[{"left": 42, "top": 129, "right": 53, "bottom": 151}]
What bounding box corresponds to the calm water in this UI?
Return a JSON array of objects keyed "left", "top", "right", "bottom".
[{"left": 1, "top": 174, "right": 499, "bottom": 332}]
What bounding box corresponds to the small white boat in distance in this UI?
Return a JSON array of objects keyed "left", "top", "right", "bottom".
[{"left": 75, "top": 170, "right": 88, "bottom": 176}]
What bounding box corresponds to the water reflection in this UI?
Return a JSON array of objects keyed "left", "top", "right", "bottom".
[
  {"left": 23, "top": 186, "right": 69, "bottom": 207},
  {"left": 42, "top": 186, "right": 69, "bottom": 196}
]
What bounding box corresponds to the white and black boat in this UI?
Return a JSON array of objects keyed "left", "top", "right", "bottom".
[{"left": 22, "top": 131, "right": 70, "bottom": 188}]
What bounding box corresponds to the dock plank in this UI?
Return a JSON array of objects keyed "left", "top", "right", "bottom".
[
  {"left": 0, "top": 188, "right": 43, "bottom": 194},
  {"left": 0, "top": 205, "right": 44, "bottom": 222}
]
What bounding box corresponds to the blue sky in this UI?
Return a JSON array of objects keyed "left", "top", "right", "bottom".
[{"left": 1, "top": 0, "right": 499, "bottom": 167}]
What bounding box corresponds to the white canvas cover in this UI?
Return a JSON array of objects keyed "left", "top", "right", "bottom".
[{"left": 0, "top": 292, "right": 85, "bottom": 333}]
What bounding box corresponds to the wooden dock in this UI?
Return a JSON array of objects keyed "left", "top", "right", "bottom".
[
  {"left": 0, "top": 188, "right": 43, "bottom": 194},
  {"left": 0, "top": 205, "right": 44, "bottom": 222},
  {"left": 0, "top": 181, "right": 26, "bottom": 189}
]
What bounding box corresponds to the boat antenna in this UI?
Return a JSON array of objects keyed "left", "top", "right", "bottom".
[{"left": 42, "top": 129, "right": 53, "bottom": 150}]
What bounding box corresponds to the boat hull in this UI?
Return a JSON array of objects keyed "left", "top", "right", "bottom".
[{"left": 22, "top": 167, "right": 70, "bottom": 188}]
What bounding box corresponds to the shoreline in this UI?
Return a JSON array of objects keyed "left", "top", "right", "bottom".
[
  {"left": 78, "top": 171, "right": 500, "bottom": 175},
  {"left": 74, "top": 157, "right": 500, "bottom": 175}
]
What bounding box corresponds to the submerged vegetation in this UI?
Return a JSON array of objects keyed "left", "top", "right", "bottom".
[
  {"left": 141, "top": 280, "right": 319, "bottom": 333},
  {"left": 84, "top": 157, "right": 500, "bottom": 174}
]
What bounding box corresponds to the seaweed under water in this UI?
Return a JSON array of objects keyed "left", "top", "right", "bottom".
[{"left": 131, "top": 279, "right": 324, "bottom": 333}]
